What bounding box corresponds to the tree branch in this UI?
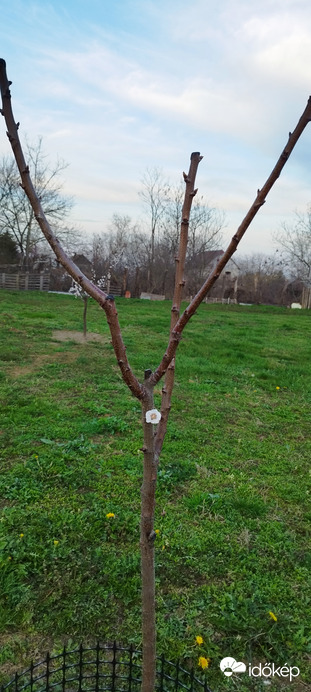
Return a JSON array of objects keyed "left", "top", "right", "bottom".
[
  {"left": 0, "top": 58, "right": 144, "bottom": 400},
  {"left": 155, "top": 152, "right": 202, "bottom": 458},
  {"left": 150, "top": 96, "right": 311, "bottom": 385}
]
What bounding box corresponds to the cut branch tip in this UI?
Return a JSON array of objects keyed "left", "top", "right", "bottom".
[{"left": 144, "top": 368, "right": 152, "bottom": 380}]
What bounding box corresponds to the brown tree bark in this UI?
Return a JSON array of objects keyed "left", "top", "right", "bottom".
[
  {"left": 140, "top": 371, "right": 157, "bottom": 692},
  {"left": 155, "top": 153, "right": 202, "bottom": 460}
]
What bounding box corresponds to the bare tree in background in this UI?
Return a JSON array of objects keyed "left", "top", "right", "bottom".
[
  {"left": 139, "top": 168, "right": 170, "bottom": 291},
  {"left": 1, "top": 58, "right": 311, "bottom": 692},
  {"left": 275, "top": 210, "right": 311, "bottom": 288},
  {"left": 91, "top": 214, "right": 149, "bottom": 295},
  {"left": 237, "top": 252, "right": 286, "bottom": 304},
  {"left": 0, "top": 137, "right": 74, "bottom": 266},
  {"left": 140, "top": 178, "right": 224, "bottom": 296}
]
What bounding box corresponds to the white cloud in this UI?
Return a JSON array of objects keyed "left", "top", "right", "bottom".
[
  {"left": 47, "top": 129, "right": 72, "bottom": 140},
  {"left": 2, "top": 0, "right": 311, "bottom": 254}
]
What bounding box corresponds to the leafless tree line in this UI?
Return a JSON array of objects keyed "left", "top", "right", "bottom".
[
  {"left": 90, "top": 200, "right": 224, "bottom": 297},
  {"left": 0, "top": 144, "right": 224, "bottom": 295},
  {"left": 67, "top": 170, "right": 225, "bottom": 298},
  {"left": 1, "top": 136, "right": 311, "bottom": 306}
]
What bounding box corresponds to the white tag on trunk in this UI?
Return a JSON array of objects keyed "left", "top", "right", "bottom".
[{"left": 145, "top": 409, "right": 161, "bottom": 424}]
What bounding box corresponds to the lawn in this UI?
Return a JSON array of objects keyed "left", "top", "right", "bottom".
[{"left": 0, "top": 290, "right": 310, "bottom": 691}]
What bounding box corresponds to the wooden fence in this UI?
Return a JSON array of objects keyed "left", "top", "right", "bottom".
[{"left": 0, "top": 272, "right": 50, "bottom": 291}]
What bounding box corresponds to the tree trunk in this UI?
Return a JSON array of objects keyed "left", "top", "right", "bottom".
[
  {"left": 134, "top": 266, "right": 140, "bottom": 298},
  {"left": 122, "top": 266, "right": 128, "bottom": 296},
  {"left": 140, "top": 372, "right": 157, "bottom": 692},
  {"left": 25, "top": 208, "right": 34, "bottom": 268},
  {"left": 83, "top": 295, "right": 88, "bottom": 337}
]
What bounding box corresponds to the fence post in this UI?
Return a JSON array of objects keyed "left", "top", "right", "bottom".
[
  {"left": 95, "top": 642, "right": 100, "bottom": 692},
  {"left": 62, "top": 647, "right": 67, "bottom": 692},
  {"left": 111, "top": 641, "right": 117, "bottom": 692},
  {"left": 40, "top": 272, "right": 44, "bottom": 291},
  {"left": 78, "top": 643, "right": 83, "bottom": 692},
  {"left": 46, "top": 652, "right": 50, "bottom": 692}
]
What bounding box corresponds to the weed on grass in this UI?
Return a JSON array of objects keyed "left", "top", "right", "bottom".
[{"left": 0, "top": 291, "right": 310, "bottom": 690}]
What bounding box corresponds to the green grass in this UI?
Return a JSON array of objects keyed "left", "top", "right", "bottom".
[{"left": 0, "top": 290, "right": 311, "bottom": 691}]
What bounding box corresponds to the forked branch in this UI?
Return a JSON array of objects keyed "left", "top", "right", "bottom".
[{"left": 150, "top": 96, "right": 311, "bottom": 386}]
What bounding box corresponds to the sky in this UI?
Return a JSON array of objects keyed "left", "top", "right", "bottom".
[{"left": 1, "top": 0, "right": 311, "bottom": 257}]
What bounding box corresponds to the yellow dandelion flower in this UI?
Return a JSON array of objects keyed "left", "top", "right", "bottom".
[
  {"left": 198, "top": 656, "right": 210, "bottom": 670},
  {"left": 19, "top": 533, "right": 24, "bottom": 538},
  {"left": 276, "top": 386, "right": 280, "bottom": 390},
  {"left": 155, "top": 529, "right": 160, "bottom": 535},
  {"left": 162, "top": 545, "right": 165, "bottom": 550},
  {"left": 106, "top": 512, "right": 115, "bottom": 519},
  {"left": 269, "top": 610, "right": 277, "bottom": 621},
  {"left": 53, "top": 540, "right": 59, "bottom": 546},
  {"left": 8, "top": 556, "right": 12, "bottom": 561},
  {"left": 195, "top": 636, "right": 204, "bottom": 645}
]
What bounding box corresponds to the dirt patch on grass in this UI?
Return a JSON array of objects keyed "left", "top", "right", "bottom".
[
  {"left": 6, "top": 331, "right": 107, "bottom": 378},
  {"left": 9, "top": 354, "right": 51, "bottom": 378},
  {"left": 9, "top": 351, "right": 77, "bottom": 378},
  {"left": 52, "top": 329, "right": 107, "bottom": 344},
  {"left": 0, "top": 632, "right": 55, "bottom": 682}
]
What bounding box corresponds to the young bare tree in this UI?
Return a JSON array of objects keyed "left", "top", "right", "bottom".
[
  {"left": 139, "top": 180, "right": 224, "bottom": 296},
  {"left": 91, "top": 215, "right": 150, "bottom": 296},
  {"left": 275, "top": 209, "right": 311, "bottom": 288},
  {"left": 1, "top": 59, "right": 311, "bottom": 692},
  {"left": 0, "top": 137, "right": 73, "bottom": 266},
  {"left": 237, "top": 252, "right": 286, "bottom": 304},
  {"left": 139, "top": 168, "right": 170, "bottom": 292}
]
